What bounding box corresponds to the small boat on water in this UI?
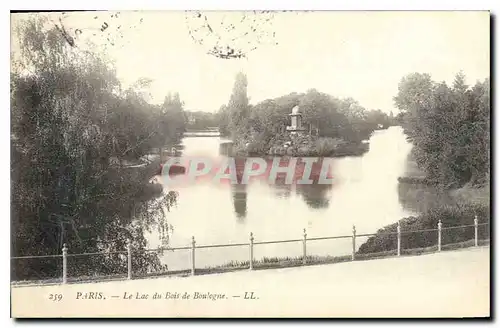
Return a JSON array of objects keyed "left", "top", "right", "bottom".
[
  {"left": 155, "top": 162, "right": 187, "bottom": 176},
  {"left": 154, "top": 146, "right": 186, "bottom": 176},
  {"left": 162, "top": 146, "right": 182, "bottom": 157}
]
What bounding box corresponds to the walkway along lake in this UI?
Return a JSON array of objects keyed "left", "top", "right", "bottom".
[{"left": 145, "top": 126, "right": 420, "bottom": 271}]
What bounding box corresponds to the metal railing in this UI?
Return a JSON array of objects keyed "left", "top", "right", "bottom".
[{"left": 11, "top": 217, "right": 490, "bottom": 285}]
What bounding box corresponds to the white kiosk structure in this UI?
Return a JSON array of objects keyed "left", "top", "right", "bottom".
[{"left": 286, "top": 105, "right": 306, "bottom": 135}]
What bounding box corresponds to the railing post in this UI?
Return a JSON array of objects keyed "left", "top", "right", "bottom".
[
  {"left": 474, "top": 215, "right": 478, "bottom": 247},
  {"left": 191, "top": 236, "right": 196, "bottom": 276},
  {"left": 437, "top": 220, "right": 442, "bottom": 252},
  {"left": 352, "top": 225, "right": 356, "bottom": 261},
  {"left": 302, "top": 228, "right": 307, "bottom": 265},
  {"left": 127, "top": 239, "right": 132, "bottom": 280},
  {"left": 397, "top": 221, "right": 401, "bottom": 257},
  {"left": 249, "top": 232, "right": 254, "bottom": 270},
  {"left": 62, "top": 243, "right": 68, "bottom": 284}
]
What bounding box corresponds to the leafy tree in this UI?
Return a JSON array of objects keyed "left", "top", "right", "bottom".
[
  {"left": 394, "top": 72, "right": 490, "bottom": 188},
  {"left": 162, "top": 92, "right": 187, "bottom": 140},
  {"left": 185, "top": 111, "right": 218, "bottom": 130},
  {"left": 393, "top": 72, "right": 435, "bottom": 142},
  {"left": 216, "top": 104, "right": 230, "bottom": 136},
  {"left": 227, "top": 72, "right": 251, "bottom": 138},
  {"left": 299, "top": 89, "right": 349, "bottom": 139},
  {"left": 11, "top": 16, "right": 179, "bottom": 281}
]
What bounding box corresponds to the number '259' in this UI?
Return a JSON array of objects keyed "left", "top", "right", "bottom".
[{"left": 49, "top": 294, "right": 63, "bottom": 301}]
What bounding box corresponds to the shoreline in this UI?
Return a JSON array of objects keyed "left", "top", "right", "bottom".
[
  {"left": 229, "top": 140, "right": 371, "bottom": 158},
  {"left": 358, "top": 181, "right": 490, "bottom": 255},
  {"left": 397, "top": 176, "right": 435, "bottom": 186},
  {"left": 218, "top": 127, "right": 406, "bottom": 158}
]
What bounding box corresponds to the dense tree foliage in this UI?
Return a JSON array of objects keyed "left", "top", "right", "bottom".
[
  {"left": 227, "top": 72, "right": 251, "bottom": 139},
  {"left": 185, "top": 111, "right": 218, "bottom": 130},
  {"left": 161, "top": 92, "right": 187, "bottom": 140},
  {"left": 358, "top": 72, "right": 490, "bottom": 255},
  {"left": 11, "top": 17, "right": 182, "bottom": 281},
  {"left": 394, "top": 72, "right": 490, "bottom": 188},
  {"left": 217, "top": 76, "right": 396, "bottom": 155},
  {"left": 216, "top": 104, "right": 231, "bottom": 136}
]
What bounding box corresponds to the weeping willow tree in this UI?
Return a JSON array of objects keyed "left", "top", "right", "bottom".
[{"left": 11, "top": 14, "right": 180, "bottom": 281}]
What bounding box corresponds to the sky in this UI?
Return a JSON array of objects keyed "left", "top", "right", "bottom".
[{"left": 11, "top": 11, "right": 490, "bottom": 113}]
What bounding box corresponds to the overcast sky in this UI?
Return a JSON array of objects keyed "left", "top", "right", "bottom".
[{"left": 12, "top": 11, "right": 490, "bottom": 113}]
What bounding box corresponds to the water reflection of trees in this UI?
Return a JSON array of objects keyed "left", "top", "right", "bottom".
[
  {"left": 230, "top": 161, "right": 248, "bottom": 221},
  {"left": 272, "top": 174, "right": 293, "bottom": 199},
  {"left": 295, "top": 182, "right": 332, "bottom": 210},
  {"left": 267, "top": 174, "right": 333, "bottom": 209},
  {"left": 397, "top": 182, "right": 454, "bottom": 213},
  {"left": 296, "top": 158, "right": 333, "bottom": 210},
  {"left": 231, "top": 184, "right": 247, "bottom": 221},
  {"left": 225, "top": 156, "right": 336, "bottom": 217},
  {"left": 266, "top": 157, "right": 334, "bottom": 209}
]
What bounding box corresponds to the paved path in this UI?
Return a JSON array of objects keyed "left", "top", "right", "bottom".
[{"left": 11, "top": 247, "right": 490, "bottom": 318}]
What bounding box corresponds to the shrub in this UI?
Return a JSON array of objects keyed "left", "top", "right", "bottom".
[
  {"left": 314, "top": 137, "right": 343, "bottom": 156},
  {"left": 357, "top": 203, "right": 490, "bottom": 254}
]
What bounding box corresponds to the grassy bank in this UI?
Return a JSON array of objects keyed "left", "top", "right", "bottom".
[
  {"left": 357, "top": 203, "right": 490, "bottom": 255},
  {"left": 450, "top": 183, "right": 490, "bottom": 206}
]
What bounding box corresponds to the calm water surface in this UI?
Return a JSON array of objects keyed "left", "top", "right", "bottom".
[{"left": 145, "top": 126, "right": 419, "bottom": 270}]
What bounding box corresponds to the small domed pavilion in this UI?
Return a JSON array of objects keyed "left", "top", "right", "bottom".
[{"left": 286, "top": 105, "right": 306, "bottom": 135}]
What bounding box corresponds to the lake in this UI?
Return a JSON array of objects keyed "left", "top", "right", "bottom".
[{"left": 145, "top": 126, "right": 420, "bottom": 270}]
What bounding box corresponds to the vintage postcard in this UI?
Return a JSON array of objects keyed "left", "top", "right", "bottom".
[{"left": 10, "top": 10, "right": 490, "bottom": 318}]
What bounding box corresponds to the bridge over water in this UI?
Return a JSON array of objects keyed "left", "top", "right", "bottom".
[{"left": 183, "top": 127, "right": 221, "bottom": 137}]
